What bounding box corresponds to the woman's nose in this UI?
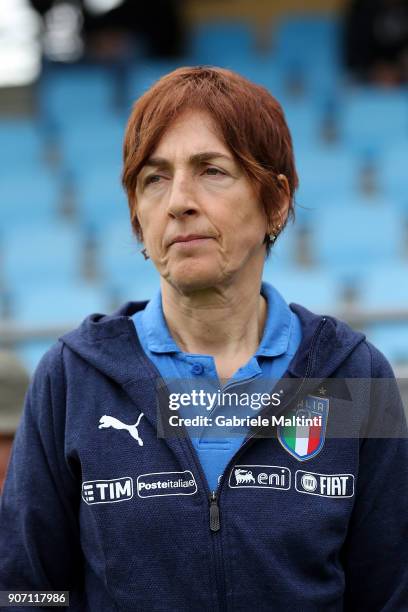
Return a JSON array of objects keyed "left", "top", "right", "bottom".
[{"left": 166, "top": 174, "right": 200, "bottom": 219}]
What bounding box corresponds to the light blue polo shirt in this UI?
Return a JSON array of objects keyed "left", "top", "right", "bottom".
[{"left": 132, "top": 281, "right": 302, "bottom": 492}]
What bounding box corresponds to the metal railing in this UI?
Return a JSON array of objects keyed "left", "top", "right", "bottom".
[{"left": 1, "top": 305, "right": 408, "bottom": 372}]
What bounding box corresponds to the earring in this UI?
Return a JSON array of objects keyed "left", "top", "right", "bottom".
[
  {"left": 268, "top": 223, "right": 282, "bottom": 243},
  {"left": 141, "top": 247, "right": 150, "bottom": 260}
]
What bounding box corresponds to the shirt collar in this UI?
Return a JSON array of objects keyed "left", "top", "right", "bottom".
[
  {"left": 255, "top": 281, "right": 293, "bottom": 357},
  {"left": 140, "top": 289, "right": 180, "bottom": 353},
  {"left": 138, "top": 281, "right": 293, "bottom": 358}
]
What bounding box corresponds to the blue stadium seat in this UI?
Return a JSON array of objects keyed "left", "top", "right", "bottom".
[
  {"left": 360, "top": 263, "right": 408, "bottom": 309},
  {"left": 39, "top": 66, "right": 116, "bottom": 125},
  {"left": 214, "top": 59, "right": 287, "bottom": 101},
  {"left": 366, "top": 323, "right": 408, "bottom": 365},
  {"left": 295, "top": 146, "right": 359, "bottom": 216},
  {"left": 12, "top": 282, "right": 109, "bottom": 326},
  {"left": 380, "top": 144, "right": 408, "bottom": 206},
  {"left": 107, "top": 271, "right": 160, "bottom": 304},
  {"left": 272, "top": 15, "right": 340, "bottom": 62},
  {"left": 60, "top": 115, "right": 125, "bottom": 176},
  {"left": 0, "top": 120, "right": 45, "bottom": 170},
  {"left": 263, "top": 265, "right": 340, "bottom": 313},
  {"left": 341, "top": 88, "right": 408, "bottom": 152},
  {"left": 314, "top": 201, "right": 405, "bottom": 273},
  {"left": 75, "top": 164, "right": 129, "bottom": 229},
  {"left": 283, "top": 100, "right": 324, "bottom": 149},
  {"left": 99, "top": 221, "right": 160, "bottom": 297},
  {"left": 270, "top": 16, "right": 342, "bottom": 95},
  {"left": 189, "top": 20, "right": 256, "bottom": 66},
  {"left": 1, "top": 168, "right": 61, "bottom": 227},
  {"left": 98, "top": 221, "right": 138, "bottom": 272},
  {"left": 3, "top": 223, "right": 81, "bottom": 289},
  {"left": 271, "top": 56, "right": 342, "bottom": 100}
]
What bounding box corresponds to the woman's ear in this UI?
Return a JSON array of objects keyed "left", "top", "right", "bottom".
[
  {"left": 130, "top": 196, "right": 144, "bottom": 242},
  {"left": 266, "top": 174, "right": 290, "bottom": 235},
  {"left": 277, "top": 173, "right": 290, "bottom": 198}
]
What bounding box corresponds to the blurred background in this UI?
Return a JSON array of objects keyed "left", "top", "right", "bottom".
[{"left": 1, "top": 0, "right": 408, "bottom": 486}]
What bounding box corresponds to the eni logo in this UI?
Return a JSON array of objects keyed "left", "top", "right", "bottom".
[
  {"left": 229, "top": 465, "right": 291, "bottom": 490},
  {"left": 98, "top": 413, "right": 144, "bottom": 446}
]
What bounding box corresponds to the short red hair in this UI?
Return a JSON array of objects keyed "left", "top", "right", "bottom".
[{"left": 122, "top": 66, "right": 298, "bottom": 252}]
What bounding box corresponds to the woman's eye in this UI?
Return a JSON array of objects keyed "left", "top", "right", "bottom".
[
  {"left": 204, "top": 167, "right": 226, "bottom": 177},
  {"left": 144, "top": 174, "right": 162, "bottom": 186}
]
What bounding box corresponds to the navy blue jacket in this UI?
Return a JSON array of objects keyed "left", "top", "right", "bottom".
[{"left": 0, "top": 301, "right": 407, "bottom": 611}]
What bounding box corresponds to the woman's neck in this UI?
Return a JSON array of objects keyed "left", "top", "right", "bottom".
[{"left": 161, "top": 279, "right": 267, "bottom": 361}]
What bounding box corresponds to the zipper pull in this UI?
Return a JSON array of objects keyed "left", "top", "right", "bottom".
[{"left": 209, "top": 491, "right": 220, "bottom": 532}]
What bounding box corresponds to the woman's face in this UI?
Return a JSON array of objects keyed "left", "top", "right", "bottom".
[{"left": 135, "top": 109, "right": 271, "bottom": 293}]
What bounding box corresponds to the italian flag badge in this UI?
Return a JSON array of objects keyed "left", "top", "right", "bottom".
[{"left": 277, "top": 394, "right": 329, "bottom": 461}]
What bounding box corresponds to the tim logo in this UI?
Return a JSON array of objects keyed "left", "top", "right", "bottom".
[
  {"left": 82, "top": 477, "right": 134, "bottom": 505},
  {"left": 229, "top": 465, "right": 291, "bottom": 491}
]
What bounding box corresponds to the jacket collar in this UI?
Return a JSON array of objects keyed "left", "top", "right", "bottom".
[
  {"left": 60, "top": 299, "right": 366, "bottom": 434},
  {"left": 61, "top": 299, "right": 366, "bottom": 383},
  {"left": 286, "top": 303, "right": 365, "bottom": 379}
]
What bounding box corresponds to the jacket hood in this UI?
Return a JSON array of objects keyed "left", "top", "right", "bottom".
[{"left": 60, "top": 300, "right": 366, "bottom": 387}]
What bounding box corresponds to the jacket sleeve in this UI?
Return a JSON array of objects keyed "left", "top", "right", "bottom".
[
  {"left": 0, "top": 343, "right": 84, "bottom": 596},
  {"left": 342, "top": 341, "right": 408, "bottom": 611}
]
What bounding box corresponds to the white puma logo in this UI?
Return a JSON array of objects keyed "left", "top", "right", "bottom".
[{"left": 98, "top": 413, "right": 144, "bottom": 446}]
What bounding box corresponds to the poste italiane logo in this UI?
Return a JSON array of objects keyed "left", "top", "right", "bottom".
[{"left": 137, "top": 471, "right": 197, "bottom": 498}]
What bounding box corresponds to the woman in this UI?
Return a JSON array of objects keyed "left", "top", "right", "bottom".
[{"left": 0, "top": 67, "right": 407, "bottom": 611}]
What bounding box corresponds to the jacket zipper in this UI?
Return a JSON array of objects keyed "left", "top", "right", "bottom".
[
  {"left": 207, "top": 316, "right": 327, "bottom": 529},
  {"left": 198, "top": 316, "right": 327, "bottom": 611},
  {"left": 209, "top": 490, "right": 220, "bottom": 531}
]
